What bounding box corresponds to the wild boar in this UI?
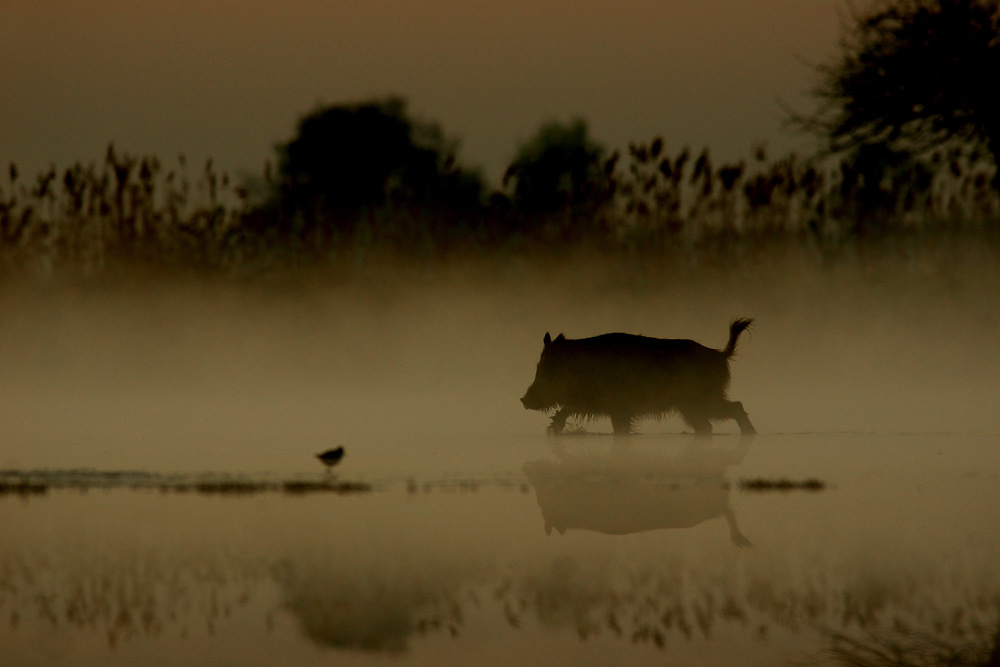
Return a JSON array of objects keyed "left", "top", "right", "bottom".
[{"left": 520, "top": 318, "right": 756, "bottom": 435}]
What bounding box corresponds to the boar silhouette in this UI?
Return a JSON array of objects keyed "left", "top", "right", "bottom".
[{"left": 520, "top": 318, "right": 756, "bottom": 435}]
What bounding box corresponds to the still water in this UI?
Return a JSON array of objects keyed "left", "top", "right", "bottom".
[
  {"left": 3, "top": 433, "right": 1000, "bottom": 666},
  {"left": 3, "top": 260, "right": 1000, "bottom": 665}
]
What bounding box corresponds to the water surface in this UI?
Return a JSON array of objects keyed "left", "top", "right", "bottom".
[
  {"left": 3, "top": 433, "right": 999, "bottom": 666},
  {"left": 3, "top": 261, "right": 1000, "bottom": 665}
]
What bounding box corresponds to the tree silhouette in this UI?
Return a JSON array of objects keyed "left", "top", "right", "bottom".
[
  {"left": 797, "top": 0, "right": 1000, "bottom": 182},
  {"left": 272, "top": 97, "right": 483, "bottom": 244},
  {"left": 504, "top": 119, "right": 613, "bottom": 216}
]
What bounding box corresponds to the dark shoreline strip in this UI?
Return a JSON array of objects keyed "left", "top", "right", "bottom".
[{"left": 738, "top": 478, "right": 826, "bottom": 492}]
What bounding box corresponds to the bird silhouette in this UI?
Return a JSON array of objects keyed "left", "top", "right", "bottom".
[{"left": 316, "top": 447, "right": 345, "bottom": 470}]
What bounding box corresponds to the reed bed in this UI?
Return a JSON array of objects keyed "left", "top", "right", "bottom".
[
  {"left": 0, "top": 145, "right": 245, "bottom": 279},
  {"left": 2, "top": 141, "right": 997, "bottom": 281}
]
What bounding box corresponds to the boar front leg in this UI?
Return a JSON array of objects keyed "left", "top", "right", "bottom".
[{"left": 548, "top": 407, "right": 572, "bottom": 435}]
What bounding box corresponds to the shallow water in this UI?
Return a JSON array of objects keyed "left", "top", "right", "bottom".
[
  {"left": 3, "top": 433, "right": 1000, "bottom": 666},
  {"left": 3, "top": 258, "right": 1000, "bottom": 665}
]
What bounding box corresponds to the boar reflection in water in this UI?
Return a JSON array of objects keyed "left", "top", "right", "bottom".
[
  {"left": 523, "top": 440, "right": 752, "bottom": 546},
  {"left": 521, "top": 319, "right": 757, "bottom": 435}
]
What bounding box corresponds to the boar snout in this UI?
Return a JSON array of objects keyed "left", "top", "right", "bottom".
[{"left": 520, "top": 388, "right": 547, "bottom": 411}]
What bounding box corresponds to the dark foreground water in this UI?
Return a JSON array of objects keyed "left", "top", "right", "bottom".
[{"left": 3, "top": 433, "right": 999, "bottom": 667}]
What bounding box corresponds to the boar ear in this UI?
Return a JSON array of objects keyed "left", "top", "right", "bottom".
[
  {"left": 543, "top": 332, "right": 552, "bottom": 346},
  {"left": 555, "top": 333, "right": 566, "bottom": 342}
]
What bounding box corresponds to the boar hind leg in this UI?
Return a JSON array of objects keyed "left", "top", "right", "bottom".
[
  {"left": 720, "top": 400, "right": 756, "bottom": 435},
  {"left": 688, "top": 417, "right": 713, "bottom": 436},
  {"left": 610, "top": 414, "right": 633, "bottom": 436},
  {"left": 676, "top": 409, "right": 713, "bottom": 435},
  {"left": 548, "top": 408, "right": 572, "bottom": 435}
]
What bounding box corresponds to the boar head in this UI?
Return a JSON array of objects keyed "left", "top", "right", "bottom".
[{"left": 520, "top": 332, "right": 568, "bottom": 411}]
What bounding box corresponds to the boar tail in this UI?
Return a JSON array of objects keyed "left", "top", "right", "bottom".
[{"left": 723, "top": 318, "right": 754, "bottom": 357}]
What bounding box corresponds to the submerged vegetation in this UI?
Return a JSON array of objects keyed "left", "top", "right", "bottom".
[
  {"left": 0, "top": 469, "right": 372, "bottom": 496},
  {"left": 738, "top": 478, "right": 826, "bottom": 492}
]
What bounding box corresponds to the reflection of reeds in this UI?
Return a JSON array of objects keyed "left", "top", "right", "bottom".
[
  {"left": 0, "top": 548, "right": 271, "bottom": 649},
  {"left": 2, "top": 540, "right": 998, "bottom": 657},
  {"left": 820, "top": 620, "right": 1000, "bottom": 667}
]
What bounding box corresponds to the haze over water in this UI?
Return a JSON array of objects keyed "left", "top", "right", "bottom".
[
  {"left": 4, "top": 252, "right": 1000, "bottom": 472},
  {"left": 3, "top": 252, "right": 1000, "bottom": 665}
]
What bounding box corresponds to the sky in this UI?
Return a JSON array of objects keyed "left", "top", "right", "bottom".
[{"left": 1, "top": 1, "right": 842, "bottom": 188}]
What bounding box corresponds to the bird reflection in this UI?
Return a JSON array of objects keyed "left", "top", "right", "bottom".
[{"left": 523, "top": 436, "right": 754, "bottom": 546}]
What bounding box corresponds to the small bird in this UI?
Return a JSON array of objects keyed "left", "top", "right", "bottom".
[{"left": 316, "top": 447, "right": 345, "bottom": 470}]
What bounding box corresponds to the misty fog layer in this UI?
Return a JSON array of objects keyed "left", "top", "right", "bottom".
[{"left": 2, "top": 249, "right": 999, "bottom": 473}]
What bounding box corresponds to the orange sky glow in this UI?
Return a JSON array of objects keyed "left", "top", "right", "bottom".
[{"left": 1, "top": 1, "right": 842, "bottom": 185}]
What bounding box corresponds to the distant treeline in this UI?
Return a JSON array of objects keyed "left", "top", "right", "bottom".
[
  {"left": 7, "top": 0, "right": 1000, "bottom": 280},
  {"left": 2, "top": 99, "right": 998, "bottom": 280}
]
